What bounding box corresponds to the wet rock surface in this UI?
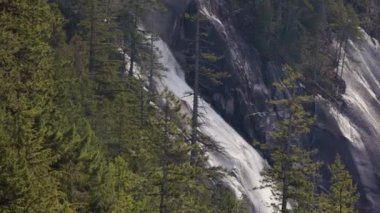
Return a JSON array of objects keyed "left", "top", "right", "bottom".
[{"left": 144, "top": 1, "right": 380, "bottom": 212}]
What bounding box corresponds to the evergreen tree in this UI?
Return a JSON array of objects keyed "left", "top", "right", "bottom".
[
  {"left": 91, "top": 156, "right": 143, "bottom": 212},
  {"left": 321, "top": 155, "right": 359, "bottom": 213},
  {"left": 190, "top": 0, "right": 201, "bottom": 165},
  {"left": 147, "top": 91, "right": 218, "bottom": 212},
  {"left": 120, "top": 0, "right": 162, "bottom": 76},
  {"left": 212, "top": 185, "right": 250, "bottom": 213},
  {"left": 326, "top": 0, "right": 361, "bottom": 94},
  {"left": 0, "top": 0, "right": 68, "bottom": 211},
  {"left": 258, "top": 65, "right": 320, "bottom": 213},
  {"left": 186, "top": 1, "right": 228, "bottom": 165},
  {"left": 1, "top": 0, "right": 255, "bottom": 212}
]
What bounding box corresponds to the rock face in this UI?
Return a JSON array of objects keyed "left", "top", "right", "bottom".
[
  {"left": 145, "top": 0, "right": 272, "bottom": 141},
  {"left": 153, "top": 38, "right": 273, "bottom": 212},
  {"left": 144, "top": 0, "right": 380, "bottom": 212},
  {"left": 315, "top": 33, "right": 380, "bottom": 212}
]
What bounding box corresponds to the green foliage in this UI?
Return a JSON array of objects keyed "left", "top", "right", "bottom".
[
  {"left": 183, "top": 10, "right": 230, "bottom": 89},
  {"left": 228, "top": 0, "right": 370, "bottom": 98},
  {"left": 320, "top": 155, "right": 359, "bottom": 213},
  {"left": 91, "top": 156, "right": 142, "bottom": 212},
  {"left": 119, "top": 0, "right": 163, "bottom": 76},
  {"left": 257, "top": 66, "right": 320, "bottom": 212},
  {"left": 1, "top": 1, "right": 242, "bottom": 212},
  {"left": 269, "top": 65, "right": 315, "bottom": 140},
  {"left": 252, "top": 0, "right": 276, "bottom": 58},
  {"left": 212, "top": 186, "right": 250, "bottom": 213},
  {"left": 3, "top": 1, "right": 363, "bottom": 212},
  {"left": 256, "top": 66, "right": 358, "bottom": 212},
  {"left": 0, "top": 0, "right": 67, "bottom": 211},
  {"left": 327, "top": 0, "right": 361, "bottom": 42}
]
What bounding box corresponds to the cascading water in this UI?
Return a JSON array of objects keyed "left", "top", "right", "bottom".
[
  {"left": 154, "top": 38, "right": 273, "bottom": 213},
  {"left": 321, "top": 31, "right": 380, "bottom": 211},
  {"left": 198, "top": 0, "right": 269, "bottom": 113},
  {"left": 144, "top": 0, "right": 380, "bottom": 211}
]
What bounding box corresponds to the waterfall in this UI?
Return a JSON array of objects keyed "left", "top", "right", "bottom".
[
  {"left": 148, "top": 1, "right": 278, "bottom": 211},
  {"left": 325, "top": 31, "right": 380, "bottom": 210},
  {"left": 154, "top": 38, "right": 272, "bottom": 213},
  {"left": 198, "top": 0, "right": 269, "bottom": 119},
  {"left": 144, "top": 0, "right": 380, "bottom": 210}
]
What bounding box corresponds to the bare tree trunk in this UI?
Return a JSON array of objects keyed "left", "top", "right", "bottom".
[
  {"left": 281, "top": 101, "right": 295, "bottom": 213},
  {"left": 118, "top": 100, "right": 123, "bottom": 155},
  {"left": 338, "top": 41, "right": 348, "bottom": 79},
  {"left": 129, "top": 16, "right": 137, "bottom": 76},
  {"left": 190, "top": 1, "right": 200, "bottom": 165},
  {"left": 280, "top": 139, "right": 290, "bottom": 213},
  {"left": 281, "top": 164, "right": 289, "bottom": 213},
  {"left": 140, "top": 81, "right": 144, "bottom": 127},
  {"left": 89, "top": 0, "right": 96, "bottom": 74},
  {"left": 335, "top": 40, "right": 347, "bottom": 95},
  {"left": 339, "top": 186, "right": 343, "bottom": 213},
  {"left": 129, "top": 51, "right": 135, "bottom": 76},
  {"left": 160, "top": 102, "right": 170, "bottom": 213},
  {"left": 148, "top": 35, "right": 155, "bottom": 93}
]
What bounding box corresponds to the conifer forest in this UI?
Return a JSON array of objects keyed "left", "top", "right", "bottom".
[{"left": 1, "top": 0, "right": 380, "bottom": 212}]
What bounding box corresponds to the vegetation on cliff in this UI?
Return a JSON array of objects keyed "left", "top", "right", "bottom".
[{"left": 0, "top": 0, "right": 366, "bottom": 212}]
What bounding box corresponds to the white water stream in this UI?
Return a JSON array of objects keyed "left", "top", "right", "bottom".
[
  {"left": 326, "top": 30, "right": 380, "bottom": 208},
  {"left": 154, "top": 38, "right": 272, "bottom": 212}
]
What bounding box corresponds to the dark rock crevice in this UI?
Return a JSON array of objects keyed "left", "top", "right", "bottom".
[{"left": 144, "top": 1, "right": 380, "bottom": 212}]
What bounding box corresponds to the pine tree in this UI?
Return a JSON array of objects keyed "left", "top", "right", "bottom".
[
  {"left": 321, "top": 155, "right": 359, "bottom": 213},
  {"left": 187, "top": 1, "right": 228, "bottom": 165},
  {"left": 0, "top": 0, "right": 68, "bottom": 211},
  {"left": 0, "top": 0, "right": 260, "bottom": 211},
  {"left": 212, "top": 185, "right": 250, "bottom": 213},
  {"left": 91, "top": 156, "right": 143, "bottom": 212},
  {"left": 120, "top": 0, "right": 162, "bottom": 76},
  {"left": 190, "top": 0, "right": 201, "bottom": 165},
  {"left": 326, "top": 1, "right": 362, "bottom": 95},
  {"left": 258, "top": 65, "right": 320, "bottom": 213},
  {"left": 150, "top": 91, "right": 214, "bottom": 212}
]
